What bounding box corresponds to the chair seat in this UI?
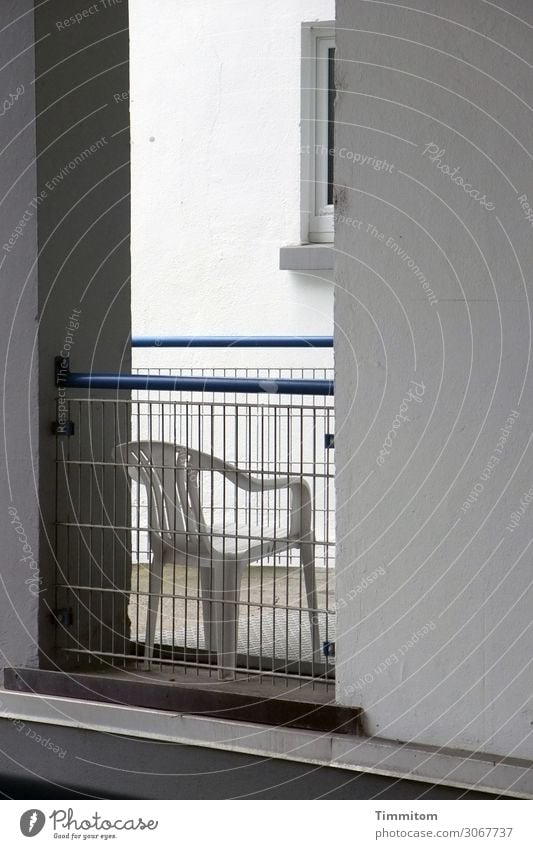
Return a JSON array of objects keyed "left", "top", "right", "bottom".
[{"left": 210, "top": 522, "right": 292, "bottom": 558}]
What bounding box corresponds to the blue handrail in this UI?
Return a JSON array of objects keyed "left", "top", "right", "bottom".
[
  {"left": 64, "top": 372, "right": 334, "bottom": 396},
  {"left": 131, "top": 335, "right": 333, "bottom": 348}
]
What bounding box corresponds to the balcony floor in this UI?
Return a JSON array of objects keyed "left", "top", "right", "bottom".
[{"left": 128, "top": 563, "right": 336, "bottom": 666}]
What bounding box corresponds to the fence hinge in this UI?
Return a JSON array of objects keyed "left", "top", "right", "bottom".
[
  {"left": 52, "top": 607, "right": 73, "bottom": 627},
  {"left": 52, "top": 417, "right": 75, "bottom": 436},
  {"left": 323, "top": 640, "right": 335, "bottom": 658}
]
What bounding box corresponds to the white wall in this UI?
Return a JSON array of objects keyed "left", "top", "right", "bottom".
[
  {"left": 129, "top": 0, "right": 334, "bottom": 372},
  {"left": 335, "top": 0, "right": 533, "bottom": 760}
]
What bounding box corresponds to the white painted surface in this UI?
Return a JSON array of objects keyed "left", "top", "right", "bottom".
[
  {"left": 334, "top": 0, "right": 533, "bottom": 760},
  {"left": 129, "top": 0, "right": 334, "bottom": 373}
]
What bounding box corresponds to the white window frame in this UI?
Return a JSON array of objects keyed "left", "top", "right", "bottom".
[{"left": 301, "top": 22, "right": 335, "bottom": 244}]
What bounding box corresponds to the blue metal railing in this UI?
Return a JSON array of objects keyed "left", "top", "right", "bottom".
[
  {"left": 131, "top": 335, "right": 334, "bottom": 348},
  {"left": 65, "top": 372, "right": 334, "bottom": 396},
  {"left": 56, "top": 337, "right": 334, "bottom": 397},
  {"left": 56, "top": 351, "right": 334, "bottom": 396}
]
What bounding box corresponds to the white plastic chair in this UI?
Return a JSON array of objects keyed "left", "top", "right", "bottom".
[{"left": 116, "top": 441, "right": 320, "bottom": 679}]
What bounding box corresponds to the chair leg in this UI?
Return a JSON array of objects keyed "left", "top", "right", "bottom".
[
  {"left": 199, "top": 561, "right": 217, "bottom": 654},
  {"left": 213, "top": 559, "right": 244, "bottom": 681},
  {"left": 301, "top": 540, "right": 321, "bottom": 666},
  {"left": 143, "top": 543, "right": 164, "bottom": 670}
]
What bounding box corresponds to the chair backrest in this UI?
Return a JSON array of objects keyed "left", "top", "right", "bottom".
[
  {"left": 116, "top": 440, "right": 283, "bottom": 559},
  {"left": 115, "top": 441, "right": 207, "bottom": 559}
]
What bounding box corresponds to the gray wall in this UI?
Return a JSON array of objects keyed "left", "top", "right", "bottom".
[
  {"left": 0, "top": 718, "right": 492, "bottom": 799},
  {"left": 33, "top": 0, "right": 131, "bottom": 664},
  {"left": 0, "top": 0, "right": 131, "bottom": 675},
  {"left": 0, "top": 1, "right": 40, "bottom": 675},
  {"left": 334, "top": 0, "right": 533, "bottom": 759}
]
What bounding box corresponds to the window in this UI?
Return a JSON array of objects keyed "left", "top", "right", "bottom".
[{"left": 301, "top": 22, "right": 335, "bottom": 243}]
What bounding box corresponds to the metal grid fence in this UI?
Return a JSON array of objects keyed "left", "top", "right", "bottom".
[{"left": 55, "top": 367, "right": 335, "bottom": 683}]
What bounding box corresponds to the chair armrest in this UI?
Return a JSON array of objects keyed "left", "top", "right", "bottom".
[
  {"left": 191, "top": 448, "right": 299, "bottom": 493},
  {"left": 184, "top": 448, "right": 314, "bottom": 541},
  {"left": 226, "top": 469, "right": 302, "bottom": 493},
  {"left": 215, "top": 461, "right": 312, "bottom": 540}
]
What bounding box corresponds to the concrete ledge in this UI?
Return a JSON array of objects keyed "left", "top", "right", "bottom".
[
  {"left": 4, "top": 667, "right": 361, "bottom": 735},
  {"left": 279, "top": 244, "right": 334, "bottom": 271},
  {"left": 0, "top": 689, "right": 530, "bottom": 798}
]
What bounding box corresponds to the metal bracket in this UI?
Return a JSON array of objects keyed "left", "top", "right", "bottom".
[
  {"left": 52, "top": 419, "right": 75, "bottom": 436},
  {"left": 323, "top": 640, "right": 335, "bottom": 658},
  {"left": 52, "top": 608, "right": 73, "bottom": 627}
]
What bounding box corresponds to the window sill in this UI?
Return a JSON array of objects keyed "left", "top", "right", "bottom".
[{"left": 279, "top": 244, "right": 334, "bottom": 271}]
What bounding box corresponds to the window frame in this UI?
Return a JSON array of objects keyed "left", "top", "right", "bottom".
[{"left": 301, "top": 22, "right": 335, "bottom": 244}]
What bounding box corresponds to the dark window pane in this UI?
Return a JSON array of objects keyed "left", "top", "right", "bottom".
[{"left": 327, "top": 47, "right": 336, "bottom": 206}]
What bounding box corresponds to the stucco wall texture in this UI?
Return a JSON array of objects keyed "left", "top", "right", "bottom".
[
  {"left": 0, "top": 0, "right": 131, "bottom": 673},
  {"left": 334, "top": 0, "right": 533, "bottom": 760},
  {"left": 129, "top": 0, "right": 334, "bottom": 374},
  {"left": 0, "top": 1, "right": 39, "bottom": 674}
]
